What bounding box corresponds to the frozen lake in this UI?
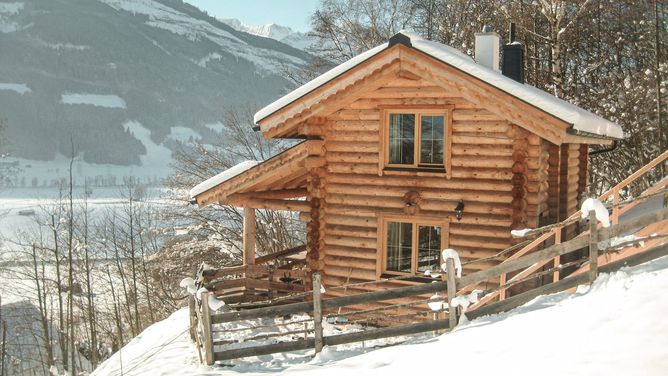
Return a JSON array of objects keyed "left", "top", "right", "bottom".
[{"left": 0, "top": 186, "right": 173, "bottom": 257}]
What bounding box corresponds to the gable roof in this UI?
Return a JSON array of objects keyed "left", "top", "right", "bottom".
[{"left": 254, "top": 31, "right": 624, "bottom": 140}]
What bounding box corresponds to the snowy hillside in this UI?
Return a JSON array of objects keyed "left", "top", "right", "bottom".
[
  {"left": 0, "top": 0, "right": 313, "bottom": 166},
  {"left": 221, "top": 18, "right": 315, "bottom": 50},
  {"left": 92, "top": 256, "right": 668, "bottom": 376}
]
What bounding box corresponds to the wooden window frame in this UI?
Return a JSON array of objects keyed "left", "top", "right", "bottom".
[
  {"left": 379, "top": 105, "right": 453, "bottom": 178},
  {"left": 376, "top": 214, "right": 450, "bottom": 278}
]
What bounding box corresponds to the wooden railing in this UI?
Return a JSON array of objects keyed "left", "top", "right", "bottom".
[
  {"left": 195, "top": 263, "right": 310, "bottom": 306},
  {"left": 190, "top": 205, "right": 668, "bottom": 364},
  {"left": 471, "top": 149, "right": 668, "bottom": 307}
]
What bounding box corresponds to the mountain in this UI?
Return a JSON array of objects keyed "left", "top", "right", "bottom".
[
  {"left": 220, "top": 18, "right": 315, "bottom": 51},
  {"left": 0, "top": 0, "right": 313, "bottom": 166}
]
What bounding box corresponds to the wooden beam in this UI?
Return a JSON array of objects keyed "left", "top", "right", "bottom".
[
  {"left": 254, "top": 244, "right": 307, "bottom": 264},
  {"left": 227, "top": 188, "right": 307, "bottom": 201},
  {"left": 196, "top": 141, "right": 312, "bottom": 206},
  {"left": 243, "top": 207, "right": 256, "bottom": 266},
  {"left": 234, "top": 198, "right": 310, "bottom": 212},
  {"left": 312, "top": 273, "right": 324, "bottom": 354}
]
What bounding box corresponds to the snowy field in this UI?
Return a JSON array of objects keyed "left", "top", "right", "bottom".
[{"left": 92, "top": 255, "right": 668, "bottom": 376}]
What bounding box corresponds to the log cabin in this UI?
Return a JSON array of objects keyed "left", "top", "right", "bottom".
[{"left": 190, "top": 29, "right": 623, "bottom": 311}]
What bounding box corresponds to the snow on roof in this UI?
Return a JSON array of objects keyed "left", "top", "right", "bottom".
[
  {"left": 253, "top": 42, "right": 388, "bottom": 124},
  {"left": 189, "top": 160, "right": 260, "bottom": 199},
  {"left": 254, "top": 31, "right": 623, "bottom": 140}
]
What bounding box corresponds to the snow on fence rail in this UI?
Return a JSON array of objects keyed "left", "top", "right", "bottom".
[
  {"left": 476, "top": 149, "right": 668, "bottom": 304},
  {"left": 189, "top": 204, "right": 668, "bottom": 365}
]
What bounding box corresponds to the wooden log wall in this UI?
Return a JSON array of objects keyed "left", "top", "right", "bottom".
[
  {"left": 511, "top": 126, "right": 530, "bottom": 231},
  {"left": 315, "top": 75, "right": 549, "bottom": 296},
  {"left": 547, "top": 143, "right": 562, "bottom": 223},
  {"left": 527, "top": 138, "right": 550, "bottom": 226},
  {"left": 578, "top": 144, "right": 589, "bottom": 201},
  {"left": 559, "top": 143, "right": 583, "bottom": 239},
  {"left": 306, "top": 164, "right": 327, "bottom": 273},
  {"left": 293, "top": 74, "right": 586, "bottom": 316}
]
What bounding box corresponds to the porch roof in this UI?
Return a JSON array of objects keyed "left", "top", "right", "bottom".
[{"left": 190, "top": 140, "right": 323, "bottom": 209}]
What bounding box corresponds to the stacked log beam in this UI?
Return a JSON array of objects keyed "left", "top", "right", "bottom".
[
  {"left": 511, "top": 125, "right": 530, "bottom": 231},
  {"left": 319, "top": 77, "right": 521, "bottom": 299},
  {"left": 547, "top": 143, "right": 561, "bottom": 223}
]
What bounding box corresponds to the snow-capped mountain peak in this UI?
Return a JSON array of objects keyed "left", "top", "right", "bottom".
[{"left": 220, "top": 18, "right": 314, "bottom": 50}]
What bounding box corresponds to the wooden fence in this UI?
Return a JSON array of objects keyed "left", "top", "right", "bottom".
[
  {"left": 190, "top": 204, "right": 668, "bottom": 365},
  {"left": 193, "top": 244, "right": 309, "bottom": 307}
]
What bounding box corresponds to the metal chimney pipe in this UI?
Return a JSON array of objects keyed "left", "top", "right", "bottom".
[{"left": 502, "top": 23, "right": 524, "bottom": 83}]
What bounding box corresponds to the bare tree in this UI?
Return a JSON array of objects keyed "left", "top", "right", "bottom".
[{"left": 309, "top": 0, "right": 417, "bottom": 62}]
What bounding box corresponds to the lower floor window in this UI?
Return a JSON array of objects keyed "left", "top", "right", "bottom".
[{"left": 384, "top": 218, "right": 445, "bottom": 275}]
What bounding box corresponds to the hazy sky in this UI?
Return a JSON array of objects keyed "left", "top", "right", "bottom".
[{"left": 184, "top": 0, "right": 320, "bottom": 32}]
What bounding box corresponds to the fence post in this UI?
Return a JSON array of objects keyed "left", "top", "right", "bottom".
[
  {"left": 588, "top": 210, "right": 599, "bottom": 283},
  {"left": 612, "top": 188, "right": 620, "bottom": 225},
  {"left": 200, "top": 290, "right": 215, "bottom": 365},
  {"left": 553, "top": 230, "right": 562, "bottom": 282},
  {"left": 312, "top": 273, "right": 324, "bottom": 354},
  {"left": 446, "top": 258, "right": 458, "bottom": 330},
  {"left": 189, "top": 294, "right": 196, "bottom": 341}
]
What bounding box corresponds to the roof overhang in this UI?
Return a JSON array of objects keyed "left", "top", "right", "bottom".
[{"left": 191, "top": 140, "right": 324, "bottom": 211}]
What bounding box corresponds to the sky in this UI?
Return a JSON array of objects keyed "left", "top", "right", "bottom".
[{"left": 184, "top": 0, "right": 320, "bottom": 32}]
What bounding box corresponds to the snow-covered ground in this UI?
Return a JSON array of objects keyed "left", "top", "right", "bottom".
[
  {"left": 92, "top": 255, "right": 668, "bottom": 376},
  {"left": 2, "top": 121, "right": 174, "bottom": 190},
  {"left": 61, "top": 93, "right": 127, "bottom": 109},
  {"left": 0, "top": 82, "right": 31, "bottom": 94}
]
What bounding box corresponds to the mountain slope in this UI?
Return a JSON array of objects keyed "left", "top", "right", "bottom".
[{"left": 0, "top": 0, "right": 312, "bottom": 165}]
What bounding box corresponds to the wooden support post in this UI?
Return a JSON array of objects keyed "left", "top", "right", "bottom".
[
  {"left": 446, "top": 258, "right": 458, "bottom": 330},
  {"left": 312, "top": 273, "right": 324, "bottom": 354},
  {"left": 588, "top": 210, "right": 599, "bottom": 283},
  {"left": 1, "top": 320, "right": 6, "bottom": 376},
  {"left": 664, "top": 162, "right": 668, "bottom": 208},
  {"left": 243, "top": 207, "right": 256, "bottom": 266},
  {"left": 200, "top": 290, "right": 214, "bottom": 365},
  {"left": 553, "top": 230, "right": 562, "bottom": 282},
  {"left": 499, "top": 273, "right": 507, "bottom": 300}
]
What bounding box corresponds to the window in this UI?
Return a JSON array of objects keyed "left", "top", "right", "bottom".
[
  {"left": 380, "top": 107, "right": 453, "bottom": 175},
  {"left": 380, "top": 216, "right": 449, "bottom": 276}
]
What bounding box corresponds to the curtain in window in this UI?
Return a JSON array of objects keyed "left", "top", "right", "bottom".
[
  {"left": 386, "top": 221, "right": 412, "bottom": 272},
  {"left": 419, "top": 115, "right": 444, "bottom": 165},
  {"left": 389, "top": 114, "right": 415, "bottom": 165},
  {"left": 417, "top": 225, "right": 441, "bottom": 272}
]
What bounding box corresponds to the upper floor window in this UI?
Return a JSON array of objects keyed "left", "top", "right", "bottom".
[{"left": 381, "top": 107, "right": 452, "bottom": 174}]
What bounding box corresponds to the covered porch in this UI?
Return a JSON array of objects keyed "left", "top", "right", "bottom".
[{"left": 190, "top": 140, "right": 325, "bottom": 304}]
